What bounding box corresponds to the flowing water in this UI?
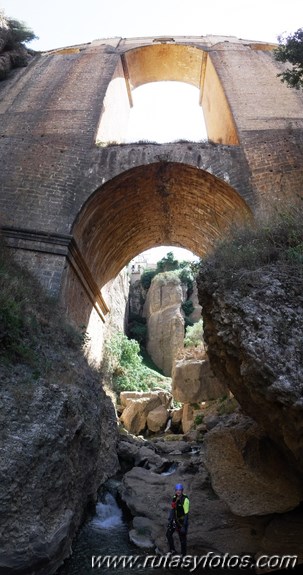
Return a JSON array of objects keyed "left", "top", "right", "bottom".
[
  {"left": 56, "top": 451, "right": 204, "bottom": 575},
  {"left": 55, "top": 464, "right": 261, "bottom": 575},
  {"left": 56, "top": 480, "right": 185, "bottom": 575}
]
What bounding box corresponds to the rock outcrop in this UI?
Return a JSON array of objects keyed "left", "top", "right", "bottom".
[
  {"left": 0, "top": 242, "right": 120, "bottom": 575},
  {"left": 197, "top": 263, "right": 303, "bottom": 478},
  {"left": 143, "top": 275, "right": 185, "bottom": 376},
  {"left": 172, "top": 354, "right": 227, "bottom": 403},
  {"left": 117, "top": 429, "right": 303, "bottom": 561},
  {"left": 0, "top": 367, "right": 118, "bottom": 575},
  {"left": 204, "top": 414, "right": 303, "bottom": 516}
]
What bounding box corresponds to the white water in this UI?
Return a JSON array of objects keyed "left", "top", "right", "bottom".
[{"left": 90, "top": 492, "right": 123, "bottom": 530}]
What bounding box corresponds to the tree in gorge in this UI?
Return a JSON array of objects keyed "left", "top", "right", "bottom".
[{"left": 274, "top": 27, "right": 303, "bottom": 89}]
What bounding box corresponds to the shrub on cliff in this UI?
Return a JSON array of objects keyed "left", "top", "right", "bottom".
[
  {"left": 274, "top": 28, "right": 303, "bottom": 90},
  {"left": 184, "top": 319, "right": 204, "bottom": 348},
  {"left": 0, "top": 237, "right": 86, "bottom": 373},
  {"left": 199, "top": 200, "right": 303, "bottom": 286}
]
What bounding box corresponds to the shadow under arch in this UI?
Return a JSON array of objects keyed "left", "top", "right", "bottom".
[{"left": 72, "top": 161, "right": 253, "bottom": 291}]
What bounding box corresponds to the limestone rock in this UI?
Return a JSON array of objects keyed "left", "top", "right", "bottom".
[
  {"left": 0, "top": 373, "right": 118, "bottom": 575},
  {"left": 197, "top": 263, "right": 303, "bottom": 477},
  {"left": 129, "top": 529, "right": 154, "bottom": 549},
  {"left": 147, "top": 405, "right": 169, "bottom": 432},
  {"left": 119, "top": 454, "right": 269, "bottom": 556},
  {"left": 143, "top": 275, "right": 185, "bottom": 375},
  {"left": 117, "top": 433, "right": 303, "bottom": 558},
  {"left": 119, "top": 391, "right": 172, "bottom": 435},
  {"left": 181, "top": 403, "right": 195, "bottom": 434},
  {"left": 257, "top": 508, "right": 303, "bottom": 564},
  {"left": 204, "top": 415, "right": 303, "bottom": 516},
  {"left": 172, "top": 356, "right": 227, "bottom": 403},
  {"left": 188, "top": 283, "right": 202, "bottom": 323},
  {"left": 120, "top": 396, "right": 162, "bottom": 435},
  {"left": 120, "top": 390, "right": 172, "bottom": 409}
]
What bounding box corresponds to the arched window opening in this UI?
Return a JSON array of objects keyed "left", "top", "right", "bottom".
[{"left": 126, "top": 82, "right": 207, "bottom": 144}]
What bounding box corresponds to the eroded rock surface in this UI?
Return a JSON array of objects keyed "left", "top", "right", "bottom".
[
  {"left": 0, "top": 367, "right": 118, "bottom": 575},
  {"left": 143, "top": 275, "right": 185, "bottom": 376},
  {"left": 172, "top": 355, "right": 227, "bottom": 403},
  {"left": 117, "top": 430, "right": 303, "bottom": 560},
  {"left": 204, "top": 414, "right": 303, "bottom": 516},
  {"left": 197, "top": 264, "right": 303, "bottom": 477}
]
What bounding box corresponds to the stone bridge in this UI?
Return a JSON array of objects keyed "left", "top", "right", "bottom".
[{"left": 1, "top": 35, "right": 303, "bottom": 350}]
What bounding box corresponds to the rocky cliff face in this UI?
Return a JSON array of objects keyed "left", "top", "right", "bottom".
[
  {"left": 143, "top": 275, "right": 185, "bottom": 376},
  {"left": 0, "top": 362, "right": 119, "bottom": 575},
  {"left": 0, "top": 243, "right": 120, "bottom": 575},
  {"left": 197, "top": 262, "right": 303, "bottom": 479}
]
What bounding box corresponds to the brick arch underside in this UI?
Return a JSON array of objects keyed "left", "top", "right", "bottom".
[{"left": 72, "top": 162, "right": 252, "bottom": 289}]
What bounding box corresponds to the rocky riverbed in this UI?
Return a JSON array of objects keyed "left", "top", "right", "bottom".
[{"left": 117, "top": 413, "right": 303, "bottom": 563}]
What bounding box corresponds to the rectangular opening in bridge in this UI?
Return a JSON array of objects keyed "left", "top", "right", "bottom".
[
  {"left": 96, "top": 80, "right": 207, "bottom": 145},
  {"left": 126, "top": 82, "right": 207, "bottom": 143}
]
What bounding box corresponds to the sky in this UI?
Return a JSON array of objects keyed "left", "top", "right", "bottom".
[
  {"left": 1, "top": 0, "right": 302, "bottom": 51},
  {"left": 1, "top": 0, "right": 302, "bottom": 262}
]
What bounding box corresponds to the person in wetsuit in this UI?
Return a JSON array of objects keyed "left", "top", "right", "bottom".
[{"left": 166, "top": 483, "right": 189, "bottom": 556}]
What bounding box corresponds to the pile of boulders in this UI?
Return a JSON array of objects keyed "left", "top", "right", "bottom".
[
  {"left": 117, "top": 390, "right": 233, "bottom": 438},
  {"left": 118, "top": 390, "right": 174, "bottom": 435}
]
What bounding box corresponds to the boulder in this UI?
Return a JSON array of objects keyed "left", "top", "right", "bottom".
[
  {"left": 120, "top": 396, "right": 162, "bottom": 435},
  {"left": 172, "top": 356, "right": 227, "bottom": 404},
  {"left": 204, "top": 415, "right": 303, "bottom": 516},
  {"left": 120, "top": 390, "right": 172, "bottom": 409},
  {"left": 147, "top": 405, "right": 169, "bottom": 433}
]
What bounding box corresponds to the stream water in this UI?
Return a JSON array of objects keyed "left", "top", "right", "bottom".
[
  {"left": 55, "top": 451, "right": 259, "bottom": 575},
  {"left": 56, "top": 479, "right": 183, "bottom": 575}
]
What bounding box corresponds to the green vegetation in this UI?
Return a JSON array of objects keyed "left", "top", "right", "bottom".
[
  {"left": 156, "top": 251, "right": 179, "bottom": 273},
  {"left": 194, "top": 413, "right": 204, "bottom": 426},
  {"left": 127, "top": 313, "right": 147, "bottom": 346},
  {"left": 140, "top": 252, "right": 195, "bottom": 292},
  {"left": 274, "top": 28, "right": 303, "bottom": 89},
  {"left": 181, "top": 299, "right": 195, "bottom": 317},
  {"left": 5, "top": 16, "right": 38, "bottom": 46},
  {"left": 140, "top": 269, "right": 158, "bottom": 290},
  {"left": 217, "top": 396, "right": 239, "bottom": 416},
  {"left": 0, "top": 237, "right": 88, "bottom": 376},
  {"left": 199, "top": 201, "right": 303, "bottom": 288},
  {"left": 103, "top": 331, "right": 170, "bottom": 397},
  {"left": 184, "top": 319, "right": 203, "bottom": 348}
]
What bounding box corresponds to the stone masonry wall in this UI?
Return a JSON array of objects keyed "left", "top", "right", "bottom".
[{"left": 0, "top": 36, "right": 303, "bottom": 301}]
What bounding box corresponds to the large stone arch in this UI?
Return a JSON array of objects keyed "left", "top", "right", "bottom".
[
  {"left": 71, "top": 161, "right": 252, "bottom": 290},
  {"left": 60, "top": 161, "right": 252, "bottom": 363}
]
